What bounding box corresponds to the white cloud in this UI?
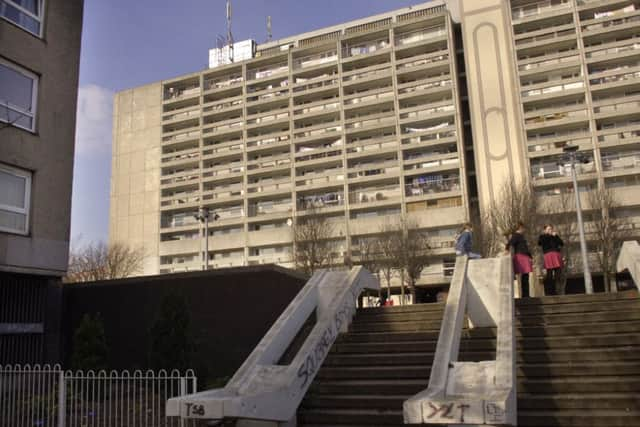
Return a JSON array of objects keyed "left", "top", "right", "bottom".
[{"left": 75, "top": 84, "right": 114, "bottom": 155}]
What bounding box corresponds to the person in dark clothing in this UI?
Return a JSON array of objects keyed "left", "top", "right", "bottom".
[
  {"left": 538, "top": 224, "right": 564, "bottom": 296},
  {"left": 507, "top": 222, "right": 533, "bottom": 298}
]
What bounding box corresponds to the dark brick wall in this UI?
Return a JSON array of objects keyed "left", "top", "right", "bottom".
[{"left": 62, "top": 266, "right": 306, "bottom": 382}]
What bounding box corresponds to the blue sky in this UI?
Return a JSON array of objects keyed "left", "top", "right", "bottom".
[{"left": 71, "top": 0, "right": 424, "bottom": 245}]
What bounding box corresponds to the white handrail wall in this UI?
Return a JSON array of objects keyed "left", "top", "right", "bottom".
[
  {"left": 617, "top": 240, "right": 640, "bottom": 287},
  {"left": 404, "top": 254, "right": 516, "bottom": 425},
  {"left": 166, "top": 266, "right": 379, "bottom": 424}
]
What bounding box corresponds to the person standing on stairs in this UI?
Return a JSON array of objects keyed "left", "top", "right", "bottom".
[
  {"left": 538, "top": 224, "right": 564, "bottom": 296},
  {"left": 507, "top": 222, "right": 533, "bottom": 298},
  {"left": 454, "top": 223, "right": 481, "bottom": 259}
]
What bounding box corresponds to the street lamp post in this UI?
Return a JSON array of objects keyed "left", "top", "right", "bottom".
[
  {"left": 563, "top": 145, "right": 593, "bottom": 294},
  {"left": 195, "top": 207, "right": 219, "bottom": 271}
]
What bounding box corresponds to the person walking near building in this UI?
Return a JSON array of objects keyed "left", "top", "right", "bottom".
[
  {"left": 454, "top": 223, "right": 481, "bottom": 259},
  {"left": 538, "top": 224, "right": 564, "bottom": 296},
  {"left": 507, "top": 222, "right": 533, "bottom": 298}
]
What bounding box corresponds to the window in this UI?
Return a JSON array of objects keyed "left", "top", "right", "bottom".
[
  {"left": 1, "top": 0, "right": 45, "bottom": 36},
  {"left": 0, "top": 163, "right": 31, "bottom": 235},
  {"left": 0, "top": 58, "right": 38, "bottom": 132}
]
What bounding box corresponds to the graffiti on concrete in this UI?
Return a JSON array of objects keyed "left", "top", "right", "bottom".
[{"left": 296, "top": 290, "right": 358, "bottom": 389}]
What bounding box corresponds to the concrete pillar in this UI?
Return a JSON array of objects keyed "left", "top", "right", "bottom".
[{"left": 454, "top": 0, "right": 529, "bottom": 213}]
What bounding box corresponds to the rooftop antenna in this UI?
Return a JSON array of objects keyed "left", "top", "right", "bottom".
[
  {"left": 226, "top": 0, "right": 234, "bottom": 62},
  {"left": 267, "top": 15, "right": 272, "bottom": 42}
]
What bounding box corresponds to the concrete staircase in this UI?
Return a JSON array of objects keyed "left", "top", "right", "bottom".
[{"left": 298, "top": 290, "right": 640, "bottom": 426}]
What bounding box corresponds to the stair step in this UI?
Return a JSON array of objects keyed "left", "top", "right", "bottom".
[
  {"left": 316, "top": 361, "right": 640, "bottom": 380},
  {"left": 299, "top": 408, "right": 640, "bottom": 426},
  {"left": 302, "top": 393, "right": 640, "bottom": 411},
  {"left": 516, "top": 298, "right": 640, "bottom": 316},
  {"left": 515, "top": 290, "right": 639, "bottom": 307},
  {"left": 340, "top": 320, "right": 640, "bottom": 343},
  {"left": 310, "top": 376, "right": 640, "bottom": 395},
  {"left": 324, "top": 346, "right": 640, "bottom": 366},
  {"left": 332, "top": 333, "right": 640, "bottom": 354}
]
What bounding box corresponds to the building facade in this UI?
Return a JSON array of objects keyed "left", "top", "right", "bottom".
[
  {"left": 0, "top": 0, "right": 84, "bottom": 363},
  {"left": 110, "top": 0, "right": 640, "bottom": 290}
]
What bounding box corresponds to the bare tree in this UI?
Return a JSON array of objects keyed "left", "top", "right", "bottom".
[
  {"left": 398, "top": 218, "right": 430, "bottom": 304},
  {"left": 356, "top": 235, "right": 381, "bottom": 277},
  {"left": 293, "top": 204, "right": 335, "bottom": 276},
  {"left": 375, "top": 220, "right": 401, "bottom": 302},
  {"left": 480, "top": 179, "right": 542, "bottom": 258},
  {"left": 66, "top": 241, "right": 145, "bottom": 283},
  {"left": 586, "top": 186, "right": 634, "bottom": 292}
]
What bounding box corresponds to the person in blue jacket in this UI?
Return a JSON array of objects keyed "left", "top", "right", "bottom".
[{"left": 455, "top": 223, "right": 481, "bottom": 259}]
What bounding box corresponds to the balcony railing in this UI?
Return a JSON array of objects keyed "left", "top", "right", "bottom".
[
  {"left": 246, "top": 112, "right": 290, "bottom": 126},
  {"left": 349, "top": 165, "right": 400, "bottom": 180},
  {"left": 204, "top": 75, "right": 243, "bottom": 91},
  {"left": 247, "top": 156, "right": 291, "bottom": 171},
  {"left": 249, "top": 202, "right": 293, "bottom": 217},
  {"left": 203, "top": 98, "right": 243, "bottom": 113},
  {"left": 294, "top": 125, "right": 342, "bottom": 139},
  {"left": 348, "top": 138, "right": 397, "bottom": 154},
  {"left": 594, "top": 100, "right": 640, "bottom": 115},
  {"left": 294, "top": 101, "right": 340, "bottom": 116},
  {"left": 164, "top": 85, "right": 201, "bottom": 101},
  {"left": 531, "top": 159, "right": 596, "bottom": 180},
  {"left": 203, "top": 121, "right": 243, "bottom": 135},
  {"left": 395, "top": 26, "right": 446, "bottom": 47},
  {"left": 528, "top": 136, "right": 591, "bottom": 154},
  {"left": 343, "top": 66, "right": 391, "bottom": 83},
  {"left": 342, "top": 38, "right": 390, "bottom": 58},
  {"left": 293, "top": 51, "right": 338, "bottom": 70},
  {"left": 525, "top": 109, "right": 588, "bottom": 126},
  {"left": 511, "top": 0, "right": 571, "bottom": 21},
  {"left": 345, "top": 116, "right": 396, "bottom": 131},
  {"left": 247, "top": 133, "right": 290, "bottom": 150},
  {"left": 248, "top": 62, "right": 289, "bottom": 80},
  {"left": 248, "top": 180, "right": 292, "bottom": 194},
  {"left": 601, "top": 151, "right": 640, "bottom": 172},
  {"left": 582, "top": 10, "right": 640, "bottom": 33},
  {"left": 343, "top": 90, "right": 394, "bottom": 106},
  {"left": 202, "top": 186, "right": 244, "bottom": 201},
  {"left": 396, "top": 53, "right": 449, "bottom": 71},
  {"left": 400, "top": 104, "right": 455, "bottom": 121},
  {"left": 521, "top": 81, "right": 584, "bottom": 98},
  {"left": 247, "top": 89, "right": 289, "bottom": 103},
  {"left": 296, "top": 149, "right": 341, "bottom": 163},
  {"left": 202, "top": 165, "right": 244, "bottom": 179},
  {"left": 349, "top": 184, "right": 401, "bottom": 204},
  {"left": 402, "top": 129, "right": 456, "bottom": 145},
  {"left": 162, "top": 150, "right": 200, "bottom": 164},
  {"left": 296, "top": 173, "right": 344, "bottom": 187},
  {"left": 297, "top": 193, "right": 344, "bottom": 210},
  {"left": 161, "top": 174, "right": 199, "bottom": 187},
  {"left": 590, "top": 70, "right": 640, "bottom": 86},
  {"left": 586, "top": 41, "right": 640, "bottom": 59},
  {"left": 163, "top": 109, "right": 200, "bottom": 122},
  {"left": 518, "top": 54, "right": 580, "bottom": 72},
  {"left": 398, "top": 79, "right": 452, "bottom": 96},
  {"left": 404, "top": 157, "right": 460, "bottom": 173},
  {"left": 162, "top": 130, "right": 201, "bottom": 143},
  {"left": 405, "top": 176, "right": 460, "bottom": 197}
]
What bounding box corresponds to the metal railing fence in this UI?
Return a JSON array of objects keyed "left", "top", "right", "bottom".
[{"left": 0, "top": 364, "right": 197, "bottom": 427}]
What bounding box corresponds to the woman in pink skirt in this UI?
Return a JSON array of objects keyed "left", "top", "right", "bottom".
[
  {"left": 538, "top": 224, "right": 564, "bottom": 296},
  {"left": 507, "top": 222, "right": 533, "bottom": 298}
]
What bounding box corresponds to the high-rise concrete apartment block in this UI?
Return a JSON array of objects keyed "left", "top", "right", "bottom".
[
  {"left": 111, "top": 0, "right": 640, "bottom": 288},
  {"left": 1, "top": 0, "right": 84, "bottom": 363}
]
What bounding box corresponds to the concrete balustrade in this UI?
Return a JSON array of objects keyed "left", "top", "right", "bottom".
[
  {"left": 166, "top": 266, "right": 379, "bottom": 425},
  {"left": 404, "top": 255, "right": 517, "bottom": 426}
]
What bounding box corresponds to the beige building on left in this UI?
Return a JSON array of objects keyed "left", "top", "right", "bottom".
[{"left": 0, "top": 0, "right": 84, "bottom": 363}]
